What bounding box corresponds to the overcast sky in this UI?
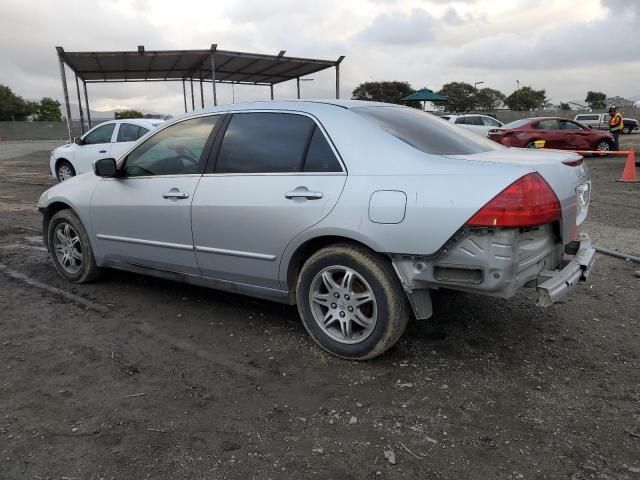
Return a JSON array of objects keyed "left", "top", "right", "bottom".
[{"left": 1, "top": 0, "right": 638, "bottom": 115}]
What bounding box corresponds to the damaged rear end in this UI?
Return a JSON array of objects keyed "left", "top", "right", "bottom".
[{"left": 392, "top": 148, "right": 595, "bottom": 318}]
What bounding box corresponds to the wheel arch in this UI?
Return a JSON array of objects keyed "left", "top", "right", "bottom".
[
  {"left": 41, "top": 201, "right": 75, "bottom": 250},
  {"left": 284, "top": 234, "right": 387, "bottom": 304}
]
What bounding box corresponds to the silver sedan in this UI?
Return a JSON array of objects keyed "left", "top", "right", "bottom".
[{"left": 38, "top": 100, "right": 595, "bottom": 359}]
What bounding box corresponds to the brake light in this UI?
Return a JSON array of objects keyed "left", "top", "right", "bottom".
[{"left": 466, "top": 173, "right": 561, "bottom": 227}]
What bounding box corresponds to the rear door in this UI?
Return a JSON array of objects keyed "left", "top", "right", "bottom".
[
  {"left": 532, "top": 119, "right": 560, "bottom": 148},
  {"left": 191, "top": 111, "right": 347, "bottom": 289}
]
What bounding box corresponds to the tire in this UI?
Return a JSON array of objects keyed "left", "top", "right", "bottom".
[
  {"left": 296, "top": 243, "right": 410, "bottom": 360},
  {"left": 595, "top": 140, "right": 611, "bottom": 153},
  {"left": 526, "top": 141, "right": 538, "bottom": 149},
  {"left": 47, "top": 209, "right": 101, "bottom": 283},
  {"left": 56, "top": 160, "right": 76, "bottom": 182},
  {"left": 622, "top": 126, "right": 630, "bottom": 134}
]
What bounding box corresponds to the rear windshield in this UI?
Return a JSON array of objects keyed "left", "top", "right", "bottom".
[
  {"left": 352, "top": 106, "right": 503, "bottom": 155},
  {"left": 502, "top": 119, "right": 531, "bottom": 129}
]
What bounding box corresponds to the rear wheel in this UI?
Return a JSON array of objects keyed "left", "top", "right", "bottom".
[
  {"left": 622, "top": 126, "right": 631, "bottom": 134},
  {"left": 526, "top": 141, "right": 539, "bottom": 149},
  {"left": 296, "top": 244, "right": 409, "bottom": 360},
  {"left": 56, "top": 160, "right": 76, "bottom": 182}
]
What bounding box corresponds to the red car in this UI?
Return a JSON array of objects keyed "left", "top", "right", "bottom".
[{"left": 488, "top": 117, "right": 615, "bottom": 152}]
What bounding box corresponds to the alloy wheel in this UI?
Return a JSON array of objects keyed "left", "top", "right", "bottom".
[
  {"left": 58, "top": 164, "right": 74, "bottom": 181},
  {"left": 596, "top": 141, "right": 611, "bottom": 152},
  {"left": 309, "top": 266, "right": 378, "bottom": 344},
  {"left": 53, "top": 222, "right": 83, "bottom": 275}
]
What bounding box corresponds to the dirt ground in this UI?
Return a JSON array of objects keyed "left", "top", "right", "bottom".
[{"left": 0, "top": 137, "right": 639, "bottom": 480}]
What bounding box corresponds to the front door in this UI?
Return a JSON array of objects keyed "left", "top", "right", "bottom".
[
  {"left": 75, "top": 122, "right": 116, "bottom": 174},
  {"left": 90, "top": 115, "right": 222, "bottom": 274},
  {"left": 191, "top": 112, "right": 347, "bottom": 290}
]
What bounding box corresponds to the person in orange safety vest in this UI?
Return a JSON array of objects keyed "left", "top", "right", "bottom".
[{"left": 608, "top": 106, "right": 624, "bottom": 151}]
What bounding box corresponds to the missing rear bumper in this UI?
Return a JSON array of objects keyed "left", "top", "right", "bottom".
[{"left": 536, "top": 234, "right": 595, "bottom": 307}]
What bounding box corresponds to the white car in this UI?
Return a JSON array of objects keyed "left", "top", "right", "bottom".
[
  {"left": 50, "top": 119, "right": 165, "bottom": 182},
  {"left": 440, "top": 114, "right": 504, "bottom": 137}
]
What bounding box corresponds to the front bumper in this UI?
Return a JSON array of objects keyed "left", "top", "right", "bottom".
[{"left": 536, "top": 234, "right": 596, "bottom": 307}]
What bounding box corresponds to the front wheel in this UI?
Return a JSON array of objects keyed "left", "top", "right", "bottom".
[
  {"left": 595, "top": 140, "right": 611, "bottom": 153},
  {"left": 47, "top": 209, "right": 101, "bottom": 283},
  {"left": 622, "top": 126, "right": 631, "bottom": 134},
  {"left": 56, "top": 160, "right": 76, "bottom": 182},
  {"left": 296, "top": 244, "right": 409, "bottom": 360}
]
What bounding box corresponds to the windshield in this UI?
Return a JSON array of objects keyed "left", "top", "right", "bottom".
[
  {"left": 352, "top": 106, "right": 503, "bottom": 155},
  {"left": 502, "top": 119, "right": 531, "bottom": 129}
]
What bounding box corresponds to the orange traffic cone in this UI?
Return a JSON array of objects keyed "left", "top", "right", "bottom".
[{"left": 616, "top": 148, "right": 638, "bottom": 183}]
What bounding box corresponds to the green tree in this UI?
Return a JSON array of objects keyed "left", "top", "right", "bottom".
[
  {"left": 559, "top": 102, "right": 571, "bottom": 111},
  {"left": 585, "top": 91, "right": 607, "bottom": 109},
  {"left": 474, "top": 87, "right": 506, "bottom": 111},
  {"left": 32, "top": 97, "right": 62, "bottom": 121},
  {"left": 505, "top": 86, "right": 548, "bottom": 111},
  {"left": 351, "top": 81, "right": 414, "bottom": 105},
  {"left": 438, "top": 82, "right": 477, "bottom": 112},
  {"left": 115, "top": 109, "right": 144, "bottom": 119},
  {"left": 0, "top": 84, "right": 33, "bottom": 120}
]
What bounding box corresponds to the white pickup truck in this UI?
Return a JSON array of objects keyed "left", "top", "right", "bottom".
[{"left": 574, "top": 113, "right": 638, "bottom": 134}]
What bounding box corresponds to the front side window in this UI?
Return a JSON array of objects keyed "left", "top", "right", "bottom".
[
  {"left": 482, "top": 116, "right": 501, "bottom": 127},
  {"left": 83, "top": 123, "right": 115, "bottom": 145},
  {"left": 559, "top": 120, "right": 582, "bottom": 130},
  {"left": 215, "top": 113, "right": 315, "bottom": 173},
  {"left": 454, "top": 117, "right": 468, "bottom": 125},
  {"left": 117, "top": 123, "right": 143, "bottom": 142},
  {"left": 123, "top": 116, "right": 220, "bottom": 177},
  {"left": 353, "top": 106, "right": 503, "bottom": 155}
]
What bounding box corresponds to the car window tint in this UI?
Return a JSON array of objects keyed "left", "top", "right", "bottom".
[
  {"left": 577, "top": 115, "right": 598, "bottom": 121},
  {"left": 116, "top": 123, "right": 141, "bottom": 142},
  {"left": 123, "top": 116, "right": 219, "bottom": 177},
  {"left": 559, "top": 120, "right": 581, "bottom": 130},
  {"left": 137, "top": 127, "right": 149, "bottom": 139},
  {"left": 454, "top": 117, "right": 467, "bottom": 124},
  {"left": 303, "top": 127, "right": 342, "bottom": 173},
  {"left": 83, "top": 123, "right": 115, "bottom": 145},
  {"left": 502, "top": 119, "right": 530, "bottom": 129},
  {"left": 534, "top": 119, "right": 559, "bottom": 130},
  {"left": 482, "top": 117, "right": 501, "bottom": 127},
  {"left": 216, "top": 113, "right": 314, "bottom": 173},
  {"left": 353, "top": 106, "right": 503, "bottom": 155}
]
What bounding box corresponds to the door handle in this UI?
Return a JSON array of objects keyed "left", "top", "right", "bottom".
[
  {"left": 162, "top": 191, "right": 189, "bottom": 199},
  {"left": 99, "top": 150, "right": 107, "bottom": 153},
  {"left": 285, "top": 190, "right": 323, "bottom": 200}
]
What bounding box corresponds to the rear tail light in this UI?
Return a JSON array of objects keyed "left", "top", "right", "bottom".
[{"left": 466, "top": 172, "right": 561, "bottom": 227}]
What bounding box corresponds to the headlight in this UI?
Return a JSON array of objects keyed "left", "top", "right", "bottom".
[{"left": 576, "top": 182, "right": 590, "bottom": 225}]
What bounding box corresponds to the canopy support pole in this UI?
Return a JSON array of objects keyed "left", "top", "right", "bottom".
[
  {"left": 270, "top": 84, "right": 274, "bottom": 100},
  {"left": 296, "top": 78, "right": 300, "bottom": 99},
  {"left": 56, "top": 47, "right": 73, "bottom": 142},
  {"left": 199, "top": 71, "right": 204, "bottom": 108},
  {"left": 190, "top": 77, "right": 195, "bottom": 111},
  {"left": 74, "top": 74, "right": 85, "bottom": 135},
  {"left": 335, "top": 56, "right": 345, "bottom": 100},
  {"left": 210, "top": 44, "right": 218, "bottom": 106},
  {"left": 182, "top": 80, "right": 187, "bottom": 113},
  {"left": 83, "top": 81, "right": 92, "bottom": 129}
]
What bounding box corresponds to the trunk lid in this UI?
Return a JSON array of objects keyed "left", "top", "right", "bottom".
[{"left": 446, "top": 148, "right": 591, "bottom": 243}]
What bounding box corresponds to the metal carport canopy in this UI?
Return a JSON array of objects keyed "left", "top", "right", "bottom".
[{"left": 55, "top": 44, "right": 345, "bottom": 139}]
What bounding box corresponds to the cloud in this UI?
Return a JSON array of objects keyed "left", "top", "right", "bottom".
[{"left": 354, "top": 9, "right": 436, "bottom": 45}]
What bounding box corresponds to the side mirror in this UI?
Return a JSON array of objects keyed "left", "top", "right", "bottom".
[
  {"left": 93, "top": 158, "right": 118, "bottom": 177},
  {"left": 73, "top": 136, "right": 83, "bottom": 145},
  {"left": 587, "top": 125, "right": 593, "bottom": 129}
]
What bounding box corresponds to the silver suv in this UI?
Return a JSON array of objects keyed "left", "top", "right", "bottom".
[{"left": 39, "top": 100, "right": 594, "bottom": 359}]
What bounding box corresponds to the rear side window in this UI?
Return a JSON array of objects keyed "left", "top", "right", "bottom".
[
  {"left": 502, "top": 119, "right": 530, "bottom": 129},
  {"left": 454, "top": 117, "right": 468, "bottom": 124},
  {"left": 576, "top": 115, "right": 598, "bottom": 121},
  {"left": 482, "top": 116, "right": 501, "bottom": 127},
  {"left": 117, "top": 123, "right": 143, "bottom": 142},
  {"left": 534, "top": 119, "right": 559, "bottom": 130},
  {"left": 303, "top": 127, "right": 342, "bottom": 172},
  {"left": 215, "top": 113, "right": 314, "bottom": 173},
  {"left": 353, "top": 106, "right": 503, "bottom": 155}
]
